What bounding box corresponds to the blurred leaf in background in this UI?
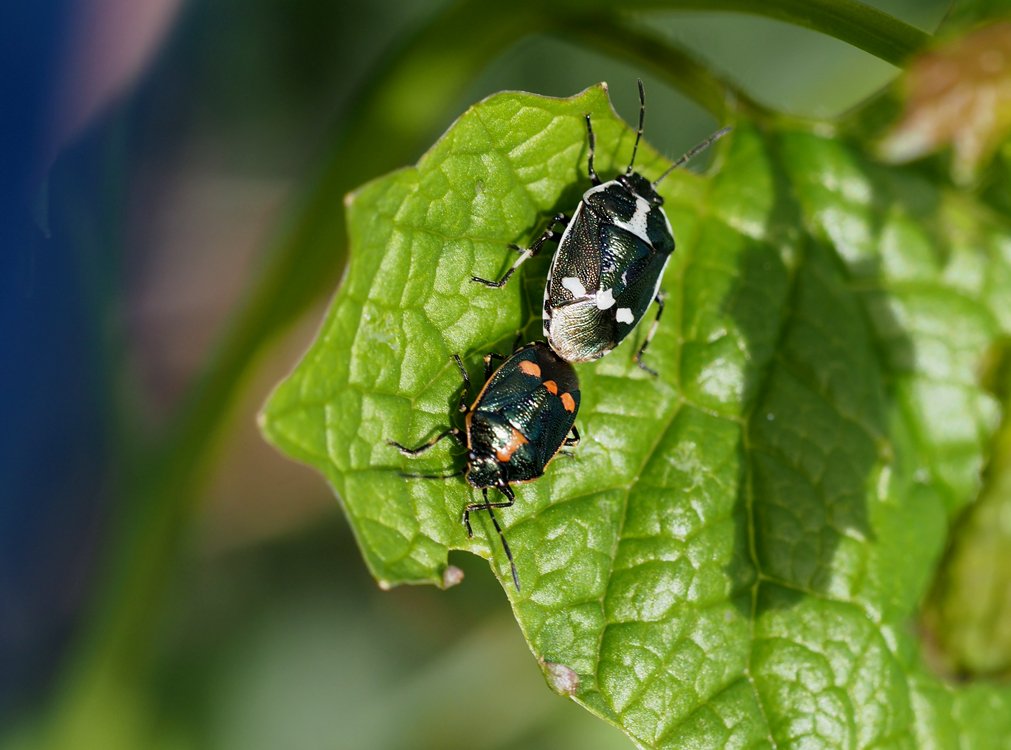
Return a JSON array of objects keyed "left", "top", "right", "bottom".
[{"left": 878, "top": 20, "right": 1011, "bottom": 184}]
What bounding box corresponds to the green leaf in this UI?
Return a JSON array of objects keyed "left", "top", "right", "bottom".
[
  {"left": 924, "top": 343, "right": 1011, "bottom": 678},
  {"left": 261, "top": 85, "right": 1011, "bottom": 748}
]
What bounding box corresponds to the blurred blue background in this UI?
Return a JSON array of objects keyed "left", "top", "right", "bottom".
[{"left": 1, "top": 1, "right": 948, "bottom": 747}]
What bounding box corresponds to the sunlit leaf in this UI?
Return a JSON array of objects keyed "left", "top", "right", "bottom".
[{"left": 261, "top": 85, "right": 1011, "bottom": 748}]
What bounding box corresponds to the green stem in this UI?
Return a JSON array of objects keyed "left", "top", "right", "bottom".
[
  {"left": 593, "top": 0, "right": 932, "bottom": 65},
  {"left": 729, "top": 0, "right": 931, "bottom": 63},
  {"left": 558, "top": 15, "right": 770, "bottom": 120}
]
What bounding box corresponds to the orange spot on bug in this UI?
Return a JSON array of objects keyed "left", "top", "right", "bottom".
[
  {"left": 543, "top": 380, "right": 558, "bottom": 395},
  {"left": 496, "top": 428, "right": 529, "bottom": 462},
  {"left": 560, "top": 393, "right": 576, "bottom": 413},
  {"left": 519, "top": 360, "right": 541, "bottom": 377}
]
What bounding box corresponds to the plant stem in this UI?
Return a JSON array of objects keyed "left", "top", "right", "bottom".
[
  {"left": 591, "top": 0, "right": 932, "bottom": 65},
  {"left": 559, "top": 15, "right": 770, "bottom": 121}
]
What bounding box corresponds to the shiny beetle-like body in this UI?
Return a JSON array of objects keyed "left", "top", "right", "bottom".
[
  {"left": 464, "top": 342, "right": 580, "bottom": 488},
  {"left": 543, "top": 171, "right": 672, "bottom": 365},
  {"left": 472, "top": 81, "right": 729, "bottom": 375},
  {"left": 390, "top": 341, "right": 580, "bottom": 589}
]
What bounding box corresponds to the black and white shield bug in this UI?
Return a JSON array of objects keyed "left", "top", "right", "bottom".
[
  {"left": 472, "top": 81, "right": 730, "bottom": 374},
  {"left": 389, "top": 341, "right": 580, "bottom": 590}
]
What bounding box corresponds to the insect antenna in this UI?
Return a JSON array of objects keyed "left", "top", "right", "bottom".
[
  {"left": 467, "top": 486, "right": 520, "bottom": 590},
  {"left": 626, "top": 78, "right": 646, "bottom": 175},
  {"left": 652, "top": 126, "right": 733, "bottom": 187},
  {"left": 485, "top": 503, "right": 520, "bottom": 591}
]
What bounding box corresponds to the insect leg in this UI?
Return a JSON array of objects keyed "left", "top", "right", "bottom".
[
  {"left": 462, "top": 485, "right": 516, "bottom": 518},
  {"left": 472, "top": 214, "right": 570, "bottom": 289},
  {"left": 452, "top": 354, "right": 473, "bottom": 412},
  {"left": 633, "top": 290, "right": 666, "bottom": 376},
  {"left": 393, "top": 357, "right": 469, "bottom": 464},
  {"left": 585, "top": 114, "right": 600, "bottom": 186},
  {"left": 388, "top": 427, "right": 464, "bottom": 456},
  {"left": 528, "top": 214, "right": 569, "bottom": 253},
  {"left": 471, "top": 248, "right": 534, "bottom": 288},
  {"left": 482, "top": 352, "right": 506, "bottom": 380},
  {"left": 564, "top": 425, "right": 580, "bottom": 447},
  {"left": 485, "top": 504, "right": 520, "bottom": 591}
]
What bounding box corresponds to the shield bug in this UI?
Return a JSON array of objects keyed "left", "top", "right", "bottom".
[
  {"left": 389, "top": 341, "right": 580, "bottom": 590},
  {"left": 472, "top": 81, "right": 730, "bottom": 374}
]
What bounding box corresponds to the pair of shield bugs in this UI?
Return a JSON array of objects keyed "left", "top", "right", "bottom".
[{"left": 392, "top": 82, "right": 730, "bottom": 590}]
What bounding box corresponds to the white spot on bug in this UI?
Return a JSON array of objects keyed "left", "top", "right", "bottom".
[
  {"left": 596, "top": 288, "right": 616, "bottom": 309},
  {"left": 612, "top": 195, "right": 652, "bottom": 242},
  {"left": 541, "top": 660, "right": 580, "bottom": 696},
  {"left": 630, "top": 196, "right": 651, "bottom": 235},
  {"left": 616, "top": 307, "right": 634, "bottom": 324},
  {"left": 561, "top": 276, "right": 586, "bottom": 298}
]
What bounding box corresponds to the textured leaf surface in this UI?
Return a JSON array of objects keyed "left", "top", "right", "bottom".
[{"left": 261, "top": 86, "right": 1011, "bottom": 748}]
